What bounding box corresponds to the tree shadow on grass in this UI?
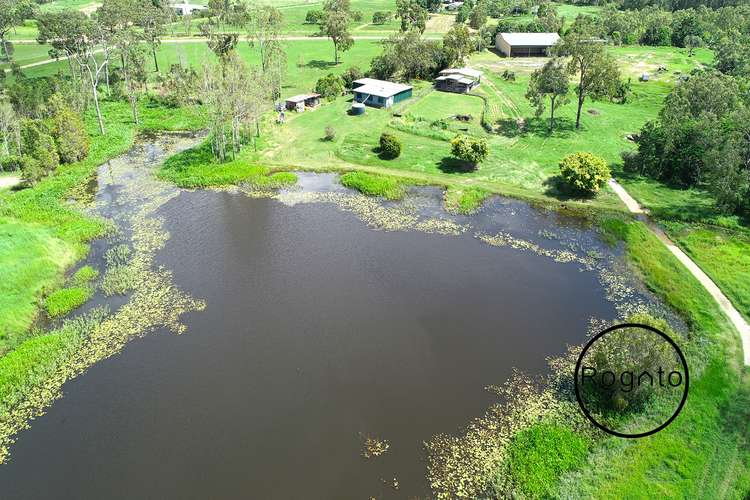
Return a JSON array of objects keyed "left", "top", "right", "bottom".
[
  {"left": 543, "top": 175, "right": 596, "bottom": 202},
  {"left": 495, "top": 116, "right": 576, "bottom": 139},
  {"left": 437, "top": 157, "right": 476, "bottom": 174},
  {"left": 305, "top": 60, "right": 337, "bottom": 70}
]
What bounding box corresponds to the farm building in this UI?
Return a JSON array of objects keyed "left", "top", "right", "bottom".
[
  {"left": 285, "top": 93, "right": 321, "bottom": 112},
  {"left": 495, "top": 32, "right": 561, "bottom": 57},
  {"left": 352, "top": 78, "right": 413, "bottom": 108},
  {"left": 435, "top": 68, "right": 483, "bottom": 93}
]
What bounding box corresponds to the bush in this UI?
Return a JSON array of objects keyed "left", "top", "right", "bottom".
[
  {"left": 0, "top": 155, "right": 25, "bottom": 172},
  {"left": 507, "top": 423, "right": 589, "bottom": 498},
  {"left": 315, "top": 73, "right": 345, "bottom": 100},
  {"left": 305, "top": 9, "right": 324, "bottom": 24},
  {"left": 324, "top": 125, "right": 336, "bottom": 141},
  {"left": 558, "top": 152, "right": 611, "bottom": 195},
  {"left": 502, "top": 70, "right": 516, "bottom": 81},
  {"left": 21, "top": 119, "right": 59, "bottom": 175},
  {"left": 50, "top": 100, "right": 89, "bottom": 164},
  {"left": 351, "top": 10, "right": 363, "bottom": 22},
  {"left": 372, "top": 11, "right": 392, "bottom": 24},
  {"left": 341, "top": 66, "right": 364, "bottom": 89},
  {"left": 19, "top": 155, "right": 44, "bottom": 185},
  {"left": 450, "top": 134, "right": 489, "bottom": 168},
  {"left": 379, "top": 132, "right": 401, "bottom": 159}
]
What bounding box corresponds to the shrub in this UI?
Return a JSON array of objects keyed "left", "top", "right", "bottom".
[
  {"left": 50, "top": 100, "right": 89, "bottom": 164},
  {"left": 507, "top": 423, "right": 589, "bottom": 498},
  {"left": 315, "top": 73, "right": 345, "bottom": 100},
  {"left": 372, "top": 11, "right": 392, "bottom": 24},
  {"left": 341, "top": 66, "right": 364, "bottom": 89},
  {"left": 324, "top": 125, "right": 336, "bottom": 141},
  {"left": 340, "top": 172, "right": 406, "bottom": 200},
  {"left": 45, "top": 287, "right": 93, "bottom": 318},
  {"left": 305, "top": 9, "right": 324, "bottom": 24},
  {"left": 502, "top": 70, "right": 516, "bottom": 81},
  {"left": 19, "top": 155, "right": 44, "bottom": 185},
  {"left": 558, "top": 152, "right": 611, "bottom": 195},
  {"left": 0, "top": 154, "right": 25, "bottom": 172},
  {"left": 351, "top": 10, "right": 363, "bottom": 22},
  {"left": 450, "top": 134, "right": 489, "bottom": 168},
  {"left": 379, "top": 132, "right": 401, "bottom": 159}
]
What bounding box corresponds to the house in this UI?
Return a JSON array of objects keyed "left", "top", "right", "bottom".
[
  {"left": 285, "top": 93, "right": 321, "bottom": 112},
  {"left": 351, "top": 78, "right": 413, "bottom": 108},
  {"left": 445, "top": 1, "right": 464, "bottom": 10},
  {"left": 495, "top": 32, "right": 561, "bottom": 57},
  {"left": 435, "top": 68, "right": 483, "bottom": 93},
  {"left": 171, "top": 1, "right": 208, "bottom": 16}
]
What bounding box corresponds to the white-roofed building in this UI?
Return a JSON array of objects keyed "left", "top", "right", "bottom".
[
  {"left": 352, "top": 78, "right": 413, "bottom": 108},
  {"left": 495, "top": 32, "right": 561, "bottom": 57},
  {"left": 171, "top": 1, "right": 208, "bottom": 16}
]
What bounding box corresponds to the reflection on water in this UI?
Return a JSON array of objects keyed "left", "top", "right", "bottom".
[{"left": 0, "top": 136, "right": 659, "bottom": 499}]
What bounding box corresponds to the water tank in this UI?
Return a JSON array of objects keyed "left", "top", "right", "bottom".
[{"left": 351, "top": 102, "right": 366, "bottom": 115}]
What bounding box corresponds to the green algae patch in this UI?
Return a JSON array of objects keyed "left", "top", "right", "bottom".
[{"left": 444, "top": 187, "right": 491, "bottom": 215}]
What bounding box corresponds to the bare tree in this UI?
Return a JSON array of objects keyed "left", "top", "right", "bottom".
[{"left": 0, "top": 102, "right": 20, "bottom": 157}]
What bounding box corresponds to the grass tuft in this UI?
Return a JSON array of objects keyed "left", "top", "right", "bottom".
[
  {"left": 339, "top": 171, "right": 407, "bottom": 200},
  {"left": 45, "top": 286, "right": 93, "bottom": 318}
]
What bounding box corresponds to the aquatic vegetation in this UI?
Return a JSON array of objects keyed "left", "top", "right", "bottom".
[
  {"left": 362, "top": 436, "right": 390, "bottom": 459},
  {"left": 71, "top": 265, "right": 99, "bottom": 286},
  {"left": 443, "top": 187, "right": 491, "bottom": 215},
  {"left": 0, "top": 135, "right": 206, "bottom": 463},
  {"left": 45, "top": 287, "right": 94, "bottom": 318}
]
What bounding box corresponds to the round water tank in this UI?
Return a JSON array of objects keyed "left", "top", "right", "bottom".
[{"left": 351, "top": 102, "right": 366, "bottom": 115}]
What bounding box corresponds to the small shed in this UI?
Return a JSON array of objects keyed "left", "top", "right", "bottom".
[
  {"left": 171, "top": 1, "right": 208, "bottom": 16},
  {"left": 285, "top": 93, "right": 321, "bottom": 112},
  {"left": 495, "top": 32, "right": 561, "bottom": 57},
  {"left": 352, "top": 78, "right": 413, "bottom": 108},
  {"left": 436, "top": 68, "right": 483, "bottom": 93}
]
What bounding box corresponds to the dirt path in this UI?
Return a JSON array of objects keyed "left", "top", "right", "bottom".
[{"left": 609, "top": 178, "right": 750, "bottom": 365}]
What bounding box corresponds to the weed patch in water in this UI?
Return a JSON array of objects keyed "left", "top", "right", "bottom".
[{"left": 45, "top": 287, "right": 94, "bottom": 318}]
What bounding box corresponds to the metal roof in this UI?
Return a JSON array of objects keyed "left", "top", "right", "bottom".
[
  {"left": 285, "top": 93, "right": 320, "bottom": 103},
  {"left": 497, "top": 32, "right": 561, "bottom": 47},
  {"left": 439, "top": 67, "right": 483, "bottom": 79},
  {"left": 352, "top": 78, "right": 412, "bottom": 97}
]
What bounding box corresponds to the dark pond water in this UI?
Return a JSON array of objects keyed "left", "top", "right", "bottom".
[{"left": 0, "top": 137, "right": 636, "bottom": 499}]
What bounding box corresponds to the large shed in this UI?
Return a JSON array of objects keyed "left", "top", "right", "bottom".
[
  {"left": 495, "top": 32, "right": 560, "bottom": 57},
  {"left": 352, "top": 78, "right": 413, "bottom": 108}
]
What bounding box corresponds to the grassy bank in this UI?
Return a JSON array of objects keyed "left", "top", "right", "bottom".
[
  {"left": 0, "top": 99, "right": 203, "bottom": 355},
  {"left": 551, "top": 218, "right": 750, "bottom": 497},
  {"left": 157, "top": 139, "right": 297, "bottom": 188}
]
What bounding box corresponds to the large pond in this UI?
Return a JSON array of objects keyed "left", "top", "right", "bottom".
[{"left": 0, "top": 135, "right": 655, "bottom": 499}]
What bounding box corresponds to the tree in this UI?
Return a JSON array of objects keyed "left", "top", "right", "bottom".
[
  {"left": 372, "top": 11, "right": 393, "bottom": 25},
  {"left": 341, "top": 66, "right": 363, "bottom": 88},
  {"left": 396, "top": 0, "right": 427, "bottom": 33},
  {"left": 525, "top": 58, "right": 569, "bottom": 130},
  {"left": 305, "top": 10, "right": 324, "bottom": 24},
  {"left": 37, "top": 11, "right": 110, "bottom": 134},
  {"left": 0, "top": 0, "right": 34, "bottom": 63},
  {"left": 451, "top": 134, "right": 488, "bottom": 169},
  {"left": 21, "top": 119, "right": 59, "bottom": 175},
  {"left": 0, "top": 102, "right": 20, "bottom": 157},
  {"left": 684, "top": 35, "right": 702, "bottom": 57},
  {"left": 315, "top": 73, "right": 344, "bottom": 99},
  {"left": 320, "top": 9, "right": 353, "bottom": 64},
  {"left": 554, "top": 34, "right": 619, "bottom": 129},
  {"left": 715, "top": 37, "right": 750, "bottom": 77},
  {"left": 469, "top": 1, "right": 488, "bottom": 29},
  {"left": 559, "top": 152, "right": 610, "bottom": 195},
  {"left": 247, "top": 5, "right": 283, "bottom": 72},
  {"left": 443, "top": 24, "right": 474, "bottom": 66},
  {"left": 137, "top": 0, "right": 169, "bottom": 73}
]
